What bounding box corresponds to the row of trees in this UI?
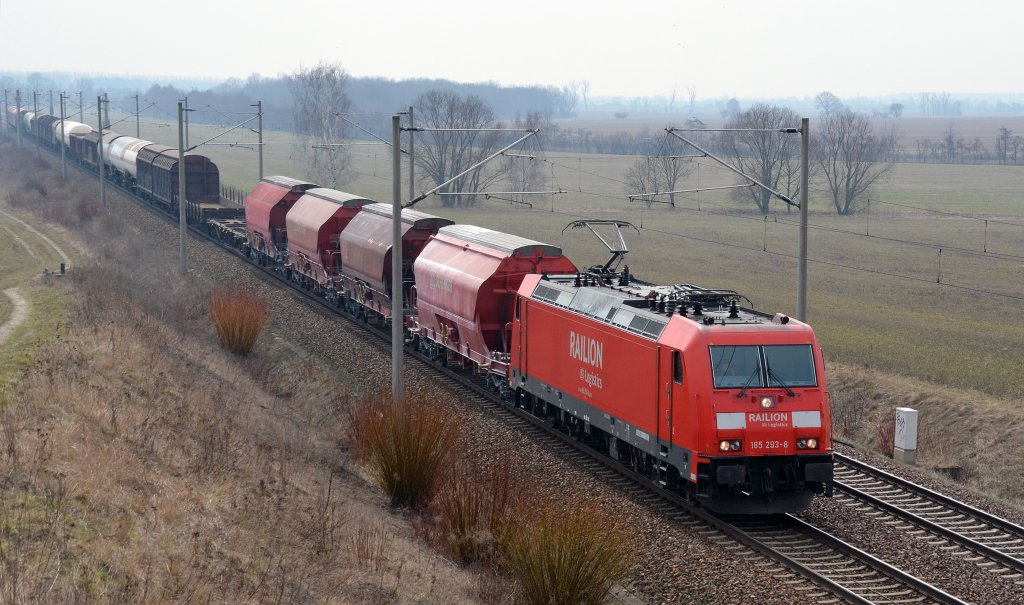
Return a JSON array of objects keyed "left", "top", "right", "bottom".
[
  {"left": 625, "top": 93, "right": 894, "bottom": 215},
  {"left": 289, "top": 69, "right": 889, "bottom": 216}
]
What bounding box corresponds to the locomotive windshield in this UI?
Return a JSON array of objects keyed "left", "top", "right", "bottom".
[
  {"left": 711, "top": 344, "right": 816, "bottom": 389},
  {"left": 764, "top": 345, "right": 817, "bottom": 387},
  {"left": 711, "top": 346, "right": 764, "bottom": 388}
]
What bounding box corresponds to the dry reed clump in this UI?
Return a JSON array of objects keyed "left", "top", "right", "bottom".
[
  {"left": 348, "top": 391, "right": 460, "bottom": 508},
  {"left": 209, "top": 289, "right": 270, "bottom": 355},
  {"left": 428, "top": 461, "right": 520, "bottom": 565},
  {"left": 875, "top": 413, "right": 896, "bottom": 457},
  {"left": 502, "top": 502, "right": 633, "bottom": 605}
]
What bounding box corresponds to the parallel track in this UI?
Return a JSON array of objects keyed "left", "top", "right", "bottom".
[
  {"left": 19, "top": 137, "right": 973, "bottom": 604},
  {"left": 833, "top": 451, "right": 1024, "bottom": 584}
]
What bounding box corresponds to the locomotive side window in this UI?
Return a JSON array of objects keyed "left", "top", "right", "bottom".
[
  {"left": 672, "top": 351, "right": 683, "bottom": 384},
  {"left": 710, "top": 345, "right": 764, "bottom": 389},
  {"left": 764, "top": 345, "right": 817, "bottom": 387},
  {"left": 515, "top": 296, "right": 521, "bottom": 320}
]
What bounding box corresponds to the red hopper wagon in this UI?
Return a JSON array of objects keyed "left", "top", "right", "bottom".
[
  {"left": 413, "top": 224, "right": 577, "bottom": 377},
  {"left": 284, "top": 188, "right": 373, "bottom": 291},
  {"left": 243, "top": 176, "right": 318, "bottom": 265},
  {"left": 338, "top": 203, "right": 453, "bottom": 323}
]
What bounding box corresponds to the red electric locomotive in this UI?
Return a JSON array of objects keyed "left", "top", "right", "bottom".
[{"left": 505, "top": 226, "right": 833, "bottom": 514}]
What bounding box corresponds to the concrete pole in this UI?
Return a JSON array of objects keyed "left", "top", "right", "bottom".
[
  {"left": 135, "top": 94, "right": 140, "bottom": 138},
  {"left": 15, "top": 90, "right": 22, "bottom": 148},
  {"left": 797, "top": 117, "right": 809, "bottom": 322},
  {"left": 59, "top": 94, "right": 67, "bottom": 179},
  {"left": 178, "top": 102, "right": 187, "bottom": 276},
  {"left": 97, "top": 96, "right": 106, "bottom": 207},
  {"left": 407, "top": 106, "right": 414, "bottom": 200},
  {"left": 49, "top": 90, "right": 53, "bottom": 115},
  {"left": 257, "top": 100, "right": 263, "bottom": 180},
  {"left": 33, "top": 92, "right": 40, "bottom": 157},
  {"left": 391, "top": 115, "right": 404, "bottom": 409},
  {"left": 103, "top": 93, "right": 109, "bottom": 129},
  {"left": 3, "top": 90, "right": 8, "bottom": 133},
  {"left": 183, "top": 95, "right": 189, "bottom": 149},
  {"left": 78, "top": 91, "right": 83, "bottom": 122}
]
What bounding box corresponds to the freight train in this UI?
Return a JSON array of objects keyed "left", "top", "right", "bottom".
[{"left": 4, "top": 106, "right": 834, "bottom": 514}]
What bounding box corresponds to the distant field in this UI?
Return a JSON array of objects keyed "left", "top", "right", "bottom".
[{"left": 103, "top": 110, "right": 1024, "bottom": 398}]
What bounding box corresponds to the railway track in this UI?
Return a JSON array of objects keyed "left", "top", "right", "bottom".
[
  {"left": 22, "top": 141, "right": 978, "bottom": 604},
  {"left": 833, "top": 451, "right": 1024, "bottom": 584}
]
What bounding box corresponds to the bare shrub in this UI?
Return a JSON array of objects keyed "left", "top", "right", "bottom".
[
  {"left": 209, "top": 289, "right": 270, "bottom": 356},
  {"left": 74, "top": 193, "right": 101, "bottom": 223},
  {"left": 23, "top": 177, "right": 47, "bottom": 197},
  {"left": 429, "top": 460, "right": 520, "bottom": 565},
  {"left": 503, "top": 502, "right": 633, "bottom": 605},
  {"left": 348, "top": 392, "right": 460, "bottom": 508},
  {"left": 875, "top": 413, "right": 896, "bottom": 457}
]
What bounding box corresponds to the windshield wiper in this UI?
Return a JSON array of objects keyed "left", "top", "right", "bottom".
[
  {"left": 767, "top": 366, "right": 796, "bottom": 396},
  {"left": 735, "top": 367, "right": 761, "bottom": 399}
]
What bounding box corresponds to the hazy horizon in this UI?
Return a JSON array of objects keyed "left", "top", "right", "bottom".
[{"left": 1, "top": 0, "right": 1022, "bottom": 101}]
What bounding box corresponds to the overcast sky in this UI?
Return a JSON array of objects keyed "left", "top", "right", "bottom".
[{"left": 1, "top": 0, "right": 1020, "bottom": 99}]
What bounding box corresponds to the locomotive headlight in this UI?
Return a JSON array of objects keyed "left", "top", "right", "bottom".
[
  {"left": 760, "top": 396, "right": 776, "bottom": 409},
  {"left": 720, "top": 440, "right": 743, "bottom": 452},
  {"left": 796, "top": 438, "right": 807, "bottom": 449},
  {"left": 807, "top": 438, "right": 818, "bottom": 449}
]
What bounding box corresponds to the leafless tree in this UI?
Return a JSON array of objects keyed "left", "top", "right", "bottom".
[
  {"left": 996, "top": 126, "right": 1013, "bottom": 164},
  {"left": 624, "top": 137, "right": 692, "bottom": 208},
  {"left": 503, "top": 112, "right": 549, "bottom": 206},
  {"left": 289, "top": 62, "right": 352, "bottom": 188},
  {"left": 718, "top": 104, "right": 803, "bottom": 214},
  {"left": 686, "top": 86, "right": 697, "bottom": 115},
  {"left": 813, "top": 95, "right": 893, "bottom": 215},
  {"left": 414, "top": 90, "right": 507, "bottom": 208}
]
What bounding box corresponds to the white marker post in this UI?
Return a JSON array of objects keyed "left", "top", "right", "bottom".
[{"left": 893, "top": 407, "right": 918, "bottom": 465}]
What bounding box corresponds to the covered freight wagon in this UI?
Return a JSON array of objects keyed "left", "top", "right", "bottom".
[
  {"left": 339, "top": 203, "right": 453, "bottom": 322},
  {"left": 413, "top": 224, "right": 577, "bottom": 372},
  {"left": 136, "top": 145, "right": 220, "bottom": 210}
]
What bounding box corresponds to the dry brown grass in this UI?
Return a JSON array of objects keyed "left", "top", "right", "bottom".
[
  {"left": 502, "top": 501, "right": 633, "bottom": 605},
  {"left": 349, "top": 391, "right": 461, "bottom": 509},
  {"left": 428, "top": 460, "right": 521, "bottom": 565},
  {"left": 209, "top": 288, "right": 270, "bottom": 355}
]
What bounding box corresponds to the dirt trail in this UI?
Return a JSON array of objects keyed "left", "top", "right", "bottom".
[{"left": 0, "top": 287, "right": 28, "bottom": 346}]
